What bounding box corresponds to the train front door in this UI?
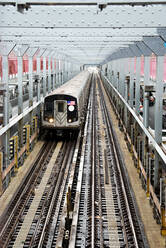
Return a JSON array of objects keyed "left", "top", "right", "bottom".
[{"left": 54, "top": 100, "right": 67, "bottom": 126}]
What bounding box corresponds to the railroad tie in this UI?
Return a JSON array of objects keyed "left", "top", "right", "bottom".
[{"left": 13, "top": 142, "right": 63, "bottom": 248}]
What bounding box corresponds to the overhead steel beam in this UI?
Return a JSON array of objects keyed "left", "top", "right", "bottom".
[
  {"left": 143, "top": 36, "right": 166, "bottom": 56},
  {"left": 0, "top": 42, "right": 16, "bottom": 56},
  {"left": 0, "top": 3, "right": 165, "bottom": 64},
  {"left": 0, "top": 27, "right": 159, "bottom": 37},
  {"left": 0, "top": 5, "right": 166, "bottom": 28},
  {"left": 0, "top": 35, "right": 152, "bottom": 40},
  {"left": 1, "top": 36, "right": 143, "bottom": 42},
  {"left": 1, "top": 0, "right": 166, "bottom": 6},
  {"left": 134, "top": 41, "right": 152, "bottom": 56},
  {"left": 157, "top": 27, "right": 166, "bottom": 40}
]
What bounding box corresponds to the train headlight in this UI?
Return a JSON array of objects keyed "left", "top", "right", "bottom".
[
  {"left": 49, "top": 118, "right": 54, "bottom": 123},
  {"left": 68, "top": 105, "right": 75, "bottom": 112},
  {"left": 68, "top": 119, "right": 72, "bottom": 123}
]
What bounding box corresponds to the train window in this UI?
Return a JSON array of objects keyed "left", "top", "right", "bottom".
[
  {"left": 45, "top": 102, "right": 53, "bottom": 112},
  {"left": 58, "top": 102, "right": 64, "bottom": 112}
]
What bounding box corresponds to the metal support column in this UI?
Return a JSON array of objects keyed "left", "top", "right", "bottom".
[
  {"left": 0, "top": 43, "right": 15, "bottom": 175},
  {"left": 120, "top": 59, "right": 125, "bottom": 97},
  {"left": 108, "top": 62, "right": 111, "bottom": 81},
  {"left": 27, "top": 48, "right": 38, "bottom": 136},
  {"left": 18, "top": 56, "right": 23, "bottom": 115},
  {"left": 113, "top": 61, "right": 116, "bottom": 88},
  {"left": 143, "top": 56, "right": 150, "bottom": 126},
  {"left": 65, "top": 60, "right": 67, "bottom": 82},
  {"left": 2, "top": 55, "right": 10, "bottom": 170},
  {"left": 155, "top": 56, "right": 164, "bottom": 144},
  {"left": 28, "top": 56, "right": 33, "bottom": 136},
  {"left": 116, "top": 60, "right": 120, "bottom": 92},
  {"left": 111, "top": 61, "right": 114, "bottom": 87},
  {"left": 18, "top": 56, "right": 24, "bottom": 149},
  {"left": 114, "top": 60, "right": 118, "bottom": 89},
  {"left": 29, "top": 56, "right": 33, "bottom": 107},
  {"left": 144, "top": 136, "right": 150, "bottom": 197},
  {"left": 71, "top": 62, "right": 74, "bottom": 78},
  {"left": 144, "top": 92, "right": 149, "bottom": 128},
  {"left": 36, "top": 56, "right": 41, "bottom": 118},
  {"left": 3, "top": 56, "right": 9, "bottom": 125},
  {"left": 135, "top": 56, "right": 141, "bottom": 115},
  {"left": 43, "top": 57, "right": 47, "bottom": 97},
  {"left": 61, "top": 60, "right": 64, "bottom": 84},
  {"left": 123, "top": 58, "right": 129, "bottom": 129},
  {"left": 36, "top": 48, "right": 45, "bottom": 103},
  {"left": 55, "top": 59, "right": 59, "bottom": 86},
  {"left": 154, "top": 56, "right": 164, "bottom": 190},
  {"left": 65, "top": 61, "right": 68, "bottom": 82},
  {"left": 110, "top": 62, "right": 113, "bottom": 83},
  {"left": 124, "top": 76, "right": 128, "bottom": 128},
  {"left": 129, "top": 57, "right": 134, "bottom": 108},
  {"left": 15, "top": 45, "right": 28, "bottom": 116},
  {"left": 61, "top": 60, "right": 65, "bottom": 84},
  {"left": 48, "top": 57, "right": 51, "bottom": 93},
  {"left": 52, "top": 59, "right": 56, "bottom": 90},
  {"left": 37, "top": 57, "right": 41, "bottom": 102},
  {"left": 68, "top": 62, "right": 70, "bottom": 80},
  {"left": 59, "top": 59, "right": 61, "bottom": 85}
]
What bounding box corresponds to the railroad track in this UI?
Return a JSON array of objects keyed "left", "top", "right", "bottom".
[
  {"left": 0, "top": 72, "right": 148, "bottom": 248},
  {"left": 0, "top": 141, "right": 56, "bottom": 247},
  {"left": 71, "top": 72, "right": 148, "bottom": 247},
  {"left": 97, "top": 73, "right": 148, "bottom": 247},
  {"left": 0, "top": 137, "right": 78, "bottom": 248},
  {"left": 38, "top": 134, "right": 81, "bottom": 248},
  {"left": 74, "top": 73, "right": 122, "bottom": 247}
]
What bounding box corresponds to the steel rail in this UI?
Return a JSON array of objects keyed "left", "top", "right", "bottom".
[
  {"left": 98, "top": 73, "right": 140, "bottom": 248},
  {"left": 22, "top": 141, "right": 67, "bottom": 247},
  {"left": 94, "top": 74, "right": 104, "bottom": 247},
  {"left": 9, "top": 141, "right": 57, "bottom": 247},
  {"left": 55, "top": 131, "right": 82, "bottom": 247},
  {"left": 36, "top": 141, "right": 74, "bottom": 247},
  {"left": 91, "top": 74, "right": 96, "bottom": 248},
  {"left": 72, "top": 82, "right": 94, "bottom": 247},
  {"left": 10, "top": 140, "right": 64, "bottom": 247},
  {"left": 0, "top": 141, "right": 55, "bottom": 247},
  {"left": 37, "top": 140, "right": 76, "bottom": 248},
  {"left": 68, "top": 95, "right": 92, "bottom": 248}
]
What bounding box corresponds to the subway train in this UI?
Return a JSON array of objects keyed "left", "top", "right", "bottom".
[{"left": 41, "top": 70, "right": 91, "bottom": 133}]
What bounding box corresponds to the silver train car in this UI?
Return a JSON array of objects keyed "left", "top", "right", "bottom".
[{"left": 42, "top": 70, "right": 91, "bottom": 132}]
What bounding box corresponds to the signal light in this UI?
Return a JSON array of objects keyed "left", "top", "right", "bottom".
[
  {"left": 9, "top": 138, "right": 15, "bottom": 160},
  {"left": 33, "top": 118, "right": 35, "bottom": 131},
  {"left": 33, "top": 116, "right": 38, "bottom": 132},
  {"left": 23, "top": 126, "right": 27, "bottom": 144},
  {"left": 149, "top": 154, "right": 155, "bottom": 186}
]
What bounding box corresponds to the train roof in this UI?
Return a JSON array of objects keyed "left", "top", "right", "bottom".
[{"left": 46, "top": 70, "right": 90, "bottom": 99}]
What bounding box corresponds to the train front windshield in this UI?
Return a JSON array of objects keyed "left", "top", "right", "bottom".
[{"left": 45, "top": 101, "right": 53, "bottom": 112}]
